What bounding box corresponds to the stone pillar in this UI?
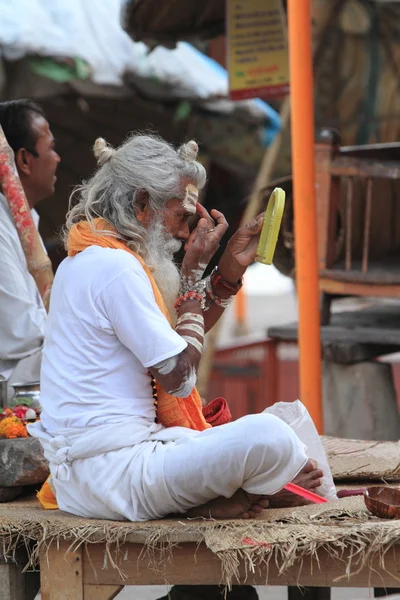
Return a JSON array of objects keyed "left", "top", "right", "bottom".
[{"left": 323, "top": 360, "right": 400, "bottom": 441}]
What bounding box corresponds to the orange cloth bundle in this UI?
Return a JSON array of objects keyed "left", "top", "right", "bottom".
[{"left": 202, "top": 397, "right": 232, "bottom": 427}]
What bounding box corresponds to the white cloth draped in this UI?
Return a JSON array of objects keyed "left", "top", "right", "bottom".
[{"left": 29, "top": 413, "right": 308, "bottom": 522}]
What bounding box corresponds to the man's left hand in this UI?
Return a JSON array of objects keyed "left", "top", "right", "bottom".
[{"left": 218, "top": 214, "right": 264, "bottom": 284}]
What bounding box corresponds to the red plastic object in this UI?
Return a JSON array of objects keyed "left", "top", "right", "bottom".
[
  {"left": 337, "top": 488, "right": 366, "bottom": 498},
  {"left": 284, "top": 482, "right": 328, "bottom": 504}
]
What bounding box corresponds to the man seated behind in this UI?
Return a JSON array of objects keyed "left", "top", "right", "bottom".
[
  {"left": 29, "top": 134, "right": 322, "bottom": 521},
  {"left": 0, "top": 100, "right": 60, "bottom": 396}
]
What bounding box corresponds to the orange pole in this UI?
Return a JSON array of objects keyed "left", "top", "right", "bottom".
[
  {"left": 235, "top": 287, "right": 246, "bottom": 325},
  {"left": 287, "top": 0, "right": 323, "bottom": 432}
]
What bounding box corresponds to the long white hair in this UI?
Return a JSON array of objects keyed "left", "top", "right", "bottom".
[{"left": 64, "top": 133, "right": 206, "bottom": 314}]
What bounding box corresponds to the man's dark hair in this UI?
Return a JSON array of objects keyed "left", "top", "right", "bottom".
[{"left": 0, "top": 99, "right": 45, "bottom": 157}]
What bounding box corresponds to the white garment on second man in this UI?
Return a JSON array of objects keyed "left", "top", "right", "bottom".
[{"left": 0, "top": 192, "right": 46, "bottom": 387}]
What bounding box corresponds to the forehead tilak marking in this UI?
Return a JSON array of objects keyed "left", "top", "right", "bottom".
[{"left": 182, "top": 184, "right": 198, "bottom": 213}]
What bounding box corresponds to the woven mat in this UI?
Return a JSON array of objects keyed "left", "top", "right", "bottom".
[
  {"left": 0, "top": 493, "right": 371, "bottom": 544},
  {"left": 1, "top": 492, "right": 400, "bottom": 585},
  {"left": 322, "top": 436, "right": 400, "bottom": 481}
]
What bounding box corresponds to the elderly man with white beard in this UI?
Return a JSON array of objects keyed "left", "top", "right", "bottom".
[{"left": 29, "top": 134, "right": 322, "bottom": 523}]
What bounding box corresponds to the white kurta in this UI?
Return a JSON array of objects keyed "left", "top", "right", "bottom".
[
  {"left": 0, "top": 193, "right": 46, "bottom": 388},
  {"left": 29, "top": 245, "right": 308, "bottom": 521}
]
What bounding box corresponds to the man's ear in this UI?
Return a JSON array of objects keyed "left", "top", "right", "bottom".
[
  {"left": 135, "top": 189, "right": 150, "bottom": 222},
  {"left": 15, "top": 148, "right": 33, "bottom": 176}
]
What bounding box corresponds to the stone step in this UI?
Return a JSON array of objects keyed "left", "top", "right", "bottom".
[{"left": 0, "top": 438, "right": 49, "bottom": 491}]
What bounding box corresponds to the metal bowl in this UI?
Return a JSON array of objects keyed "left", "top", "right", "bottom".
[
  {"left": 12, "top": 385, "right": 41, "bottom": 412},
  {"left": 364, "top": 486, "right": 400, "bottom": 519},
  {"left": 12, "top": 382, "right": 39, "bottom": 391}
]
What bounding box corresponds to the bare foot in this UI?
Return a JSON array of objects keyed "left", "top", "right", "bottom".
[
  {"left": 266, "top": 459, "right": 324, "bottom": 508},
  {"left": 185, "top": 489, "right": 270, "bottom": 520}
]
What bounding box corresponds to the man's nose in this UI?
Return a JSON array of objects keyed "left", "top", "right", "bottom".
[{"left": 177, "top": 222, "right": 191, "bottom": 241}]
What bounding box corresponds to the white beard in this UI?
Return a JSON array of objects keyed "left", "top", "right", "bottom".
[
  {"left": 153, "top": 261, "right": 181, "bottom": 323},
  {"left": 144, "top": 218, "right": 182, "bottom": 322}
]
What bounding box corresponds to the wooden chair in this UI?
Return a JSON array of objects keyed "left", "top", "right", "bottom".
[{"left": 315, "top": 130, "right": 400, "bottom": 324}]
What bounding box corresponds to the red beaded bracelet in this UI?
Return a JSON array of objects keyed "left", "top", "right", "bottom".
[
  {"left": 210, "top": 267, "right": 243, "bottom": 294},
  {"left": 174, "top": 291, "right": 203, "bottom": 310}
]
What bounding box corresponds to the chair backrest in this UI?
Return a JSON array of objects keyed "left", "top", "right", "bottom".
[{"left": 315, "top": 130, "right": 400, "bottom": 277}]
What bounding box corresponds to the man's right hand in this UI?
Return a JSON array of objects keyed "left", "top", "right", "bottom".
[{"left": 181, "top": 205, "right": 228, "bottom": 279}]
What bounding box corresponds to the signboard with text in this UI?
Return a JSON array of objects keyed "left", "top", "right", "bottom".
[{"left": 227, "top": 0, "right": 289, "bottom": 100}]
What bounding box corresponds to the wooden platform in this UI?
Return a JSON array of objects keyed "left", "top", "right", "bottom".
[
  {"left": 40, "top": 538, "right": 400, "bottom": 600},
  {"left": 0, "top": 492, "right": 398, "bottom": 599}
]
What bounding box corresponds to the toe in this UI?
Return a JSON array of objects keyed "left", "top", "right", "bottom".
[
  {"left": 309, "top": 478, "right": 322, "bottom": 489},
  {"left": 303, "top": 469, "right": 323, "bottom": 485},
  {"left": 246, "top": 510, "right": 260, "bottom": 518},
  {"left": 245, "top": 492, "right": 262, "bottom": 503},
  {"left": 305, "top": 459, "right": 318, "bottom": 472},
  {"left": 257, "top": 497, "right": 270, "bottom": 509},
  {"left": 249, "top": 503, "right": 263, "bottom": 513}
]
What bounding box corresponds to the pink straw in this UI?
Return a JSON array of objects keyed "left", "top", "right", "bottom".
[{"left": 284, "top": 482, "right": 328, "bottom": 504}]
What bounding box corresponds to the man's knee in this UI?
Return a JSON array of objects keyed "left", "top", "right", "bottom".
[
  {"left": 236, "top": 413, "right": 301, "bottom": 461},
  {"left": 237, "top": 413, "right": 293, "bottom": 442}
]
